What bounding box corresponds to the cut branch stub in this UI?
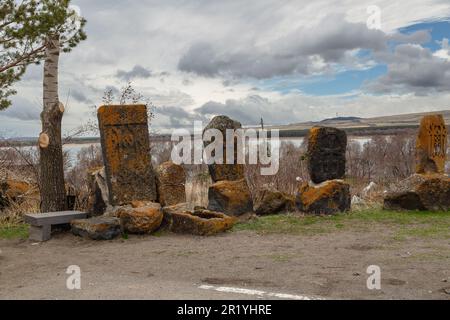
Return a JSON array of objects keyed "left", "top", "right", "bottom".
[
  {"left": 39, "top": 132, "right": 50, "bottom": 149},
  {"left": 58, "top": 102, "right": 65, "bottom": 113}
]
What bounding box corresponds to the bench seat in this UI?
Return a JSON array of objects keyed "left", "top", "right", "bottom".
[{"left": 24, "top": 211, "right": 87, "bottom": 242}]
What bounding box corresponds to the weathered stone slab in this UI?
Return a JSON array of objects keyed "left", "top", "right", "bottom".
[
  {"left": 71, "top": 216, "right": 121, "bottom": 240},
  {"left": 253, "top": 188, "right": 296, "bottom": 216},
  {"left": 116, "top": 202, "right": 163, "bottom": 234},
  {"left": 307, "top": 126, "right": 347, "bottom": 184},
  {"left": 416, "top": 115, "right": 448, "bottom": 174},
  {"left": 98, "top": 105, "right": 156, "bottom": 205},
  {"left": 207, "top": 179, "right": 253, "bottom": 216},
  {"left": 296, "top": 180, "right": 351, "bottom": 215},
  {"left": 384, "top": 174, "right": 450, "bottom": 211},
  {"left": 162, "top": 206, "right": 235, "bottom": 236},
  {"left": 204, "top": 115, "right": 245, "bottom": 182},
  {"left": 156, "top": 161, "right": 186, "bottom": 207}
]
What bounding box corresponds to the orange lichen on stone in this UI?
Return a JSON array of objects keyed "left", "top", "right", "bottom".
[
  {"left": 210, "top": 164, "right": 245, "bottom": 182},
  {"left": 308, "top": 127, "right": 321, "bottom": 148},
  {"left": 296, "top": 180, "right": 351, "bottom": 215},
  {"left": 155, "top": 161, "right": 186, "bottom": 206},
  {"left": 163, "top": 206, "right": 236, "bottom": 236},
  {"left": 416, "top": 115, "right": 448, "bottom": 174},
  {"left": 117, "top": 203, "right": 163, "bottom": 234},
  {"left": 1, "top": 179, "right": 39, "bottom": 209},
  {"left": 5, "top": 179, "right": 31, "bottom": 195},
  {"left": 253, "top": 188, "right": 296, "bottom": 215},
  {"left": 97, "top": 105, "right": 148, "bottom": 126},
  {"left": 97, "top": 104, "right": 156, "bottom": 205},
  {"left": 384, "top": 173, "right": 450, "bottom": 211},
  {"left": 207, "top": 179, "right": 253, "bottom": 216}
]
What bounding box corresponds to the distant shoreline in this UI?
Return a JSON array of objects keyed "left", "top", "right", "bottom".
[{"left": 0, "top": 125, "right": 424, "bottom": 147}]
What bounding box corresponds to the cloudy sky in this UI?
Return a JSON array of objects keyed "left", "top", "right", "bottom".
[{"left": 2, "top": 0, "right": 450, "bottom": 137}]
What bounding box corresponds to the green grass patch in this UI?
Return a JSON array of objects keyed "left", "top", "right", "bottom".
[
  {"left": 233, "top": 209, "right": 450, "bottom": 240},
  {"left": 0, "top": 223, "right": 29, "bottom": 240}
]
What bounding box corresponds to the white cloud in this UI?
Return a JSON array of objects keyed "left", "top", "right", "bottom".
[
  {"left": 1, "top": 0, "right": 450, "bottom": 136},
  {"left": 434, "top": 38, "right": 450, "bottom": 61}
]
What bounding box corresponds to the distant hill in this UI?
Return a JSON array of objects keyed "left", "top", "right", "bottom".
[
  {"left": 267, "top": 109, "right": 450, "bottom": 137},
  {"left": 320, "top": 116, "right": 362, "bottom": 123}
]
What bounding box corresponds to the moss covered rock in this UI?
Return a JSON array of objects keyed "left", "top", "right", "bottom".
[{"left": 296, "top": 180, "right": 351, "bottom": 215}]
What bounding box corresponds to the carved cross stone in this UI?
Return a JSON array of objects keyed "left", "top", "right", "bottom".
[
  {"left": 416, "top": 115, "right": 448, "bottom": 174},
  {"left": 98, "top": 105, "right": 157, "bottom": 205}
]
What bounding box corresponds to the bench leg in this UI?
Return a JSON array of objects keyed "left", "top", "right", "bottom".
[{"left": 29, "top": 225, "right": 51, "bottom": 242}]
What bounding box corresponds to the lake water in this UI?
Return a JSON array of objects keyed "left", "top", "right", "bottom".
[{"left": 1, "top": 137, "right": 372, "bottom": 166}]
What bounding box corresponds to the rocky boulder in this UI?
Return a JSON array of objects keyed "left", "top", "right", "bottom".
[
  {"left": 208, "top": 179, "right": 253, "bottom": 216},
  {"left": 253, "top": 188, "right": 296, "bottom": 215},
  {"left": 162, "top": 205, "right": 235, "bottom": 236},
  {"left": 296, "top": 180, "right": 351, "bottom": 215},
  {"left": 384, "top": 174, "right": 450, "bottom": 211},
  {"left": 156, "top": 161, "right": 186, "bottom": 206},
  {"left": 203, "top": 115, "right": 245, "bottom": 182},
  {"left": 116, "top": 202, "right": 163, "bottom": 234},
  {"left": 0, "top": 179, "right": 34, "bottom": 209},
  {"left": 71, "top": 216, "right": 121, "bottom": 240}
]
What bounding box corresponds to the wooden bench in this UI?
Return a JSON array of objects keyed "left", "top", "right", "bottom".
[{"left": 24, "top": 211, "right": 87, "bottom": 242}]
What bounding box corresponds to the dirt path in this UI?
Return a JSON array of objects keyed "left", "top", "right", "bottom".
[{"left": 0, "top": 228, "right": 449, "bottom": 300}]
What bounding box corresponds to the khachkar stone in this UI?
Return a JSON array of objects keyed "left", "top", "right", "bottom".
[
  {"left": 156, "top": 161, "right": 186, "bottom": 207},
  {"left": 98, "top": 105, "right": 157, "bottom": 206},
  {"left": 307, "top": 126, "right": 347, "bottom": 184},
  {"left": 416, "top": 115, "right": 448, "bottom": 174},
  {"left": 203, "top": 115, "right": 245, "bottom": 182}
]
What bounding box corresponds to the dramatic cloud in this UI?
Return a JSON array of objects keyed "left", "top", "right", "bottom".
[
  {"left": 367, "top": 42, "right": 450, "bottom": 95},
  {"left": 2, "top": 0, "right": 450, "bottom": 136},
  {"left": 116, "top": 65, "right": 153, "bottom": 81},
  {"left": 178, "top": 15, "right": 390, "bottom": 79}
]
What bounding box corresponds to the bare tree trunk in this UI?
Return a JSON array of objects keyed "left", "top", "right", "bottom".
[{"left": 39, "top": 35, "right": 66, "bottom": 212}]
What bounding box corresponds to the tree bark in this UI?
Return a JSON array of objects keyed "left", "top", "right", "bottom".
[{"left": 39, "top": 35, "right": 66, "bottom": 212}]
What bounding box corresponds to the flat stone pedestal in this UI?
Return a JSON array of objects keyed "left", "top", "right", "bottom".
[{"left": 29, "top": 225, "right": 51, "bottom": 242}]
